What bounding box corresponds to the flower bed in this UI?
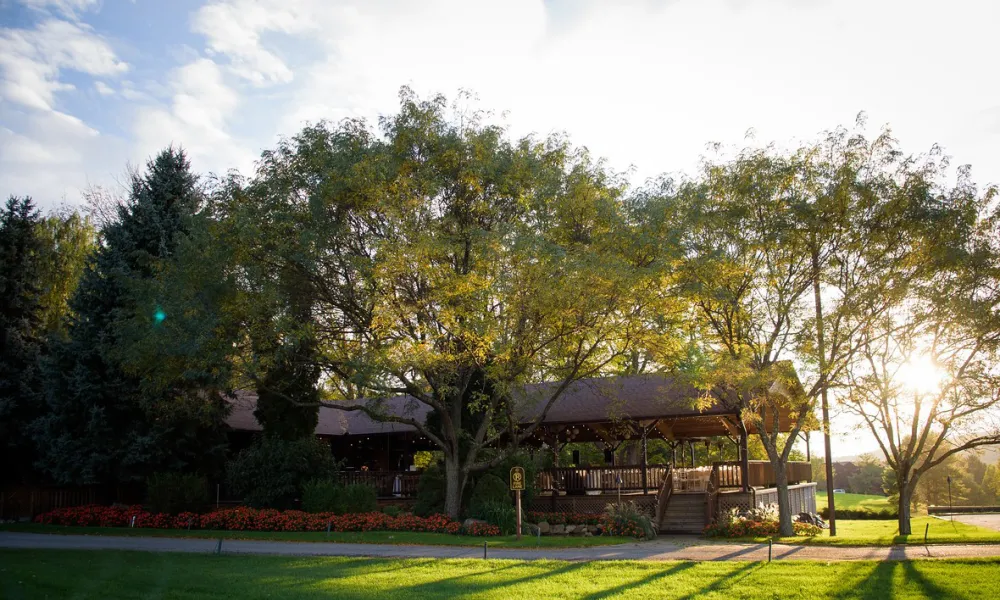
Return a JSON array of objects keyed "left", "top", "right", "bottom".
[
  {"left": 464, "top": 522, "right": 501, "bottom": 536},
  {"left": 527, "top": 511, "right": 601, "bottom": 526},
  {"left": 35, "top": 505, "right": 479, "bottom": 536},
  {"left": 703, "top": 518, "right": 822, "bottom": 538}
]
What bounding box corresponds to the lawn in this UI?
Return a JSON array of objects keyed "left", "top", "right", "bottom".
[
  {"left": 0, "top": 523, "right": 632, "bottom": 548},
  {"left": 817, "top": 491, "right": 893, "bottom": 512},
  {"left": 2, "top": 549, "right": 998, "bottom": 599},
  {"left": 736, "top": 516, "right": 1000, "bottom": 547}
]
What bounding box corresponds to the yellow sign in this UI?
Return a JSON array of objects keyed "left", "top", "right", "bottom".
[{"left": 510, "top": 466, "right": 525, "bottom": 491}]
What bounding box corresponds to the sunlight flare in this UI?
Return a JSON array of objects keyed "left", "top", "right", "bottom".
[{"left": 898, "top": 353, "right": 945, "bottom": 395}]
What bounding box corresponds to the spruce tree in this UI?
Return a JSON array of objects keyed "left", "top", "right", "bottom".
[
  {"left": 35, "top": 149, "right": 228, "bottom": 485},
  {"left": 253, "top": 267, "right": 320, "bottom": 440},
  {"left": 0, "top": 196, "right": 45, "bottom": 483}
]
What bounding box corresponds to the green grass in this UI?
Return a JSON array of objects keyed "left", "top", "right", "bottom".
[
  {"left": 735, "top": 516, "right": 1000, "bottom": 547},
  {"left": 817, "top": 491, "right": 893, "bottom": 512},
  {"left": 0, "top": 523, "right": 631, "bottom": 548},
  {"left": 2, "top": 550, "right": 998, "bottom": 599}
]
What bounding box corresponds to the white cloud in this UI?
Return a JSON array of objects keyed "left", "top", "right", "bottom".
[
  {"left": 133, "top": 58, "right": 255, "bottom": 175},
  {"left": 0, "top": 107, "right": 122, "bottom": 205},
  {"left": 18, "top": 0, "right": 100, "bottom": 19},
  {"left": 192, "top": 0, "right": 316, "bottom": 85},
  {"left": 93, "top": 80, "right": 114, "bottom": 95},
  {"left": 0, "top": 13, "right": 127, "bottom": 207},
  {"left": 186, "top": 0, "right": 1000, "bottom": 188},
  {"left": 0, "top": 19, "right": 127, "bottom": 113}
]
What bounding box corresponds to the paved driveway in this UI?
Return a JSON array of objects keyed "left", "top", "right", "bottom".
[
  {"left": 2, "top": 532, "right": 1000, "bottom": 562},
  {"left": 949, "top": 513, "right": 1000, "bottom": 532}
]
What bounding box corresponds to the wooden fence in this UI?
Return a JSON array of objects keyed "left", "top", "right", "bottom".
[
  {"left": 0, "top": 485, "right": 143, "bottom": 520},
  {"left": 535, "top": 466, "right": 670, "bottom": 494},
  {"left": 338, "top": 471, "right": 421, "bottom": 498}
]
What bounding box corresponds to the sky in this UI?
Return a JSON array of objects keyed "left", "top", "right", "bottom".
[{"left": 2, "top": 0, "right": 998, "bottom": 460}]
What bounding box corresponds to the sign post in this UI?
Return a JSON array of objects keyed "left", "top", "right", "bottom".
[{"left": 510, "top": 466, "right": 525, "bottom": 540}]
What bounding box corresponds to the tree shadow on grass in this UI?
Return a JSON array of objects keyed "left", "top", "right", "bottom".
[
  {"left": 401, "top": 560, "right": 588, "bottom": 598},
  {"left": 672, "top": 561, "right": 764, "bottom": 600},
  {"left": 900, "top": 560, "right": 969, "bottom": 600},
  {"left": 242, "top": 556, "right": 445, "bottom": 597},
  {"left": 581, "top": 562, "right": 698, "bottom": 600},
  {"left": 830, "top": 561, "right": 898, "bottom": 600}
]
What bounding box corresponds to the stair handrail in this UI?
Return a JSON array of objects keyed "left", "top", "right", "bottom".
[{"left": 654, "top": 466, "right": 674, "bottom": 529}]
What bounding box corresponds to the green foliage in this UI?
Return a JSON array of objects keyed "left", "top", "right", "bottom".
[
  {"left": 602, "top": 501, "right": 656, "bottom": 539},
  {"left": 485, "top": 451, "right": 539, "bottom": 508},
  {"left": 34, "top": 209, "right": 96, "bottom": 337},
  {"left": 0, "top": 196, "right": 46, "bottom": 483},
  {"left": 146, "top": 472, "right": 209, "bottom": 514},
  {"left": 226, "top": 436, "right": 337, "bottom": 509},
  {"left": 301, "top": 480, "right": 376, "bottom": 514},
  {"left": 222, "top": 88, "right": 653, "bottom": 518},
  {"left": 848, "top": 455, "right": 887, "bottom": 496},
  {"left": 34, "top": 149, "right": 229, "bottom": 486},
  {"left": 252, "top": 336, "right": 320, "bottom": 440},
  {"left": 474, "top": 499, "right": 517, "bottom": 535},
  {"left": 413, "top": 465, "right": 446, "bottom": 517},
  {"left": 468, "top": 474, "right": 510, "bottom": 517},
  {"left": 340, "top": 484, "right": 378, "bottom": 513},
  {"left": 381, "top": 505, "right": 401, "bottom": 517},
  {"left": 820, "top": 507, "right": 897, "bottom": 520},
  {"left": 301, "top": 479, "right": 344, "bottom": 514}
]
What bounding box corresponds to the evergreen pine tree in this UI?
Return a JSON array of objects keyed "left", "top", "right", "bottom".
[
  {"left": 0, "top": 196, "right": 46, "bottom": 483},
  {"left": 253, "top": 267, "right": 320, "bottom": 440},
  {"left": 35, "top": 149, "right": 228, "bottom": 485}
]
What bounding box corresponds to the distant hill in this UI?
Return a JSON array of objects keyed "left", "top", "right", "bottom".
[{"left": 834, "top": 446, "right": 1000, "bottom": 465}]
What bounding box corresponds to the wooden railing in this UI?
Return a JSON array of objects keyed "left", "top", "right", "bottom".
[
  {"left": 710, "top": 461, "right": 811, "bottom": 489},
  {"left": 536, "top": 466, "right": 670, "bottom": 495},
  {"left": 653, "top": 468, "right": 674, "bottom": 529},
  {"left": 338, "top": 471, "right": 420, "bottom": 498}
]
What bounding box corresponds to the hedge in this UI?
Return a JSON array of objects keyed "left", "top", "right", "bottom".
[{"left": 820, "top": 507, "right": 898, "bottom": 520}]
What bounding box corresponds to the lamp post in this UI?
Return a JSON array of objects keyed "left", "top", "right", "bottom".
[{"left": 947, "top": 475, "right": 953, "bottom": 521}]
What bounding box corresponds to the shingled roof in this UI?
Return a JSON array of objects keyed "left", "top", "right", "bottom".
[{"left": 226, "top": 374, "right": 796, "bottom": 439}]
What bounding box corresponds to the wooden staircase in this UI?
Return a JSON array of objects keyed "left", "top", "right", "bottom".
[{"left": 658, "top": 493, "right": 707, "bottom": 534}]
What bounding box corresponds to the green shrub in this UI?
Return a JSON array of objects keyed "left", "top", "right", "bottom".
[
  {"left": 341, "top": 483, "right": 378, "bottom": 513},
  {"left": 302, "top": 479, "right": 344, "bottom": 514},
  {"left": 413, "top": 465, "right": 446, "bottom": 517},
  {"left": 487, "top": 451, "right": 539, "bottom": 508},
  {"left": 820, "top": 507, "right": 897, "bottom": 520},
  {"left": 226, "top": 436, "right": 337, "bottom": 509},
  {"left": 603, "top": 501, "right": 656, "bottom": 539},
  {"left": 382, "top": 505, "right": 401, "bottom": 517},
  {"left": 475, "top": 499, "right": 517, "bottom": 535},
  {"left": 146, "top": 472, "right": 208, "bottom": 514},
  {"left": 468, "top": 474, "right": 510, "bottom": 516}
]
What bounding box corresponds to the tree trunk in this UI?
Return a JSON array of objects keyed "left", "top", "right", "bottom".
[
  {"left": 898, "top": 481, "right": 914, "bottom": 536},
  {"left": 774, "top": 462, "right": 794, "bottom": 537},
  {"left": 443, "top": 454, "right": 466, "bottom": 520}
]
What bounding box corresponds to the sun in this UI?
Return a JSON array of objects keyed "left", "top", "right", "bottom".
[{"left": 898, "top": 353, "right": 946, "bottom": 395}]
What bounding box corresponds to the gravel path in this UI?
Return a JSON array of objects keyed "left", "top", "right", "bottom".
[{"left": 2, "top": 532, "right": 999, "bottom": 562}]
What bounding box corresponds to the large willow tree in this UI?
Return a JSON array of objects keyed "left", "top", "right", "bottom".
[{"left": 223, "top": 90, "right": 657, "bottom": 517}]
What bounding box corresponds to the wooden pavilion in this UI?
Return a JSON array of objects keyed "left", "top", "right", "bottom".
[{"left": 226, "top": 374, "right": 815, "bottom": 532}]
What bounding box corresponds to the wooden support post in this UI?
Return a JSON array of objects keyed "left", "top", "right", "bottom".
[
  {"left": 739, "top": 422, "right": 750, "bottom": 493},
  {"left": 689, "top": 440, "right": 694, "bottom": 468},
  {"left": 641, "top": 428, "right": 649, "bottom": 494},
  {"left": 516, "top": 489, "right": 522, "bottom": 540}
]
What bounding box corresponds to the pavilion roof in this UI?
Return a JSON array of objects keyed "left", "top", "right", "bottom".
[{"left": 225, "top": 374, "right": 798, "bottom": 440}]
